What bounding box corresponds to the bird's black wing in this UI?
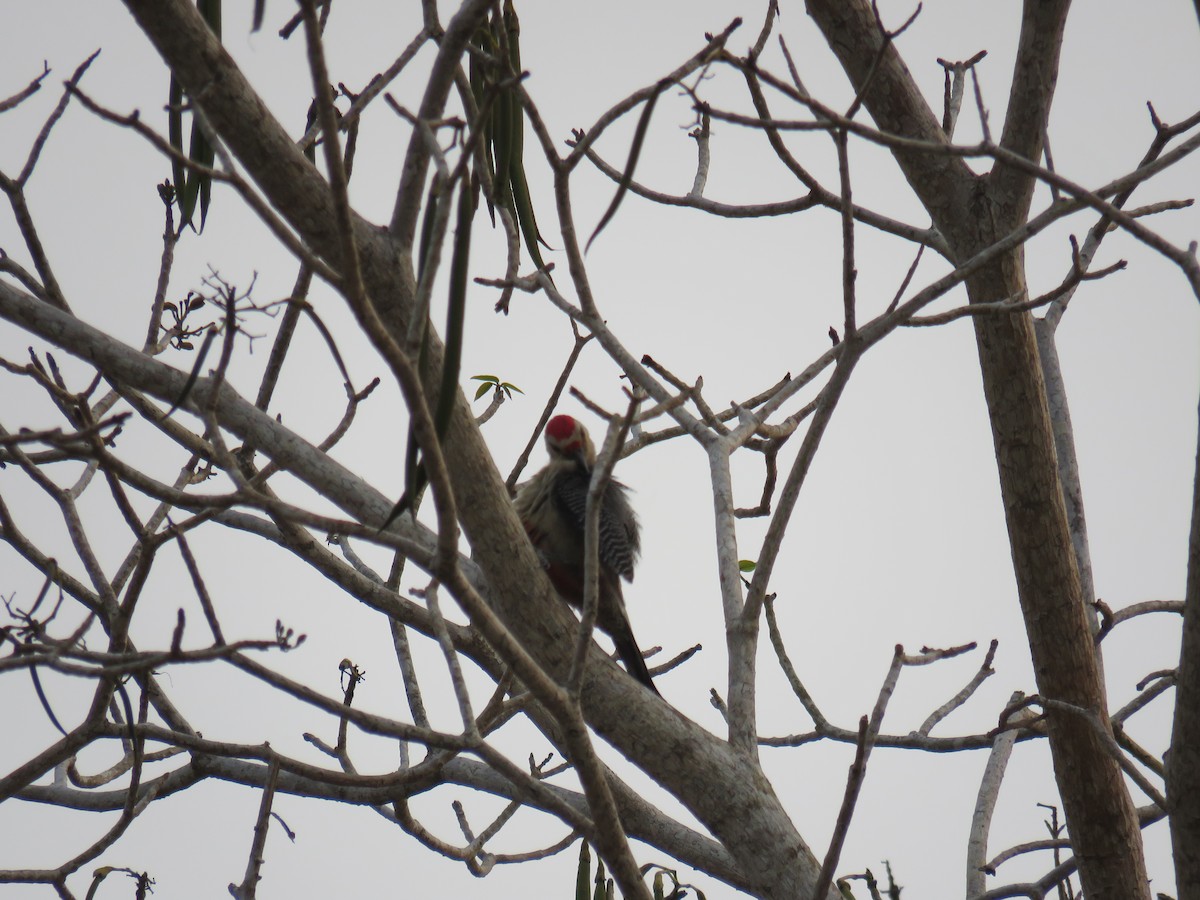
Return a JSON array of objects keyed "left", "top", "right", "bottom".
[{"left": 552, "top": 470, "right": 639, "bottom": 580}]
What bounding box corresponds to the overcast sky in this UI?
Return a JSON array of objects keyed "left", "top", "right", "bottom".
[{"left": 2, "top": 1, "right": 1198, "bottom": 897}]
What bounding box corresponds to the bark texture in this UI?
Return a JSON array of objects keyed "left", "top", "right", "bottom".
[
  {"left": 1169, "top": 396, "right": 1200, "bottom": 898},
  {"left": 804, "top": 0, "right": 1149, "bottom": 896},
  {"left": 116, "top": 1, "right": 833, "bottom": 896}
]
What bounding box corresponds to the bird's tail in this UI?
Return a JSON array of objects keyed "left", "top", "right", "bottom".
[
  {"left": 596, "top": 576, "right": 660, "bottom": 695},
  {"left": 550, "top": 568, "right": 661, "bottom": 695},
  {"left": 612, "top": 629, "right": 660, "bottom": 696}
]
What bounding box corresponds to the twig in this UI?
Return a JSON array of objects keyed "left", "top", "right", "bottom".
[
  {"left": 505, "top": 324, "right": 592, "bottom": 492},
  {"left": 919, "top": 639, "right": 997, "bottom": 735},
  {"left": 568, "top": 398, "right": 639, "bottom": 696},
  {"left": 966, "top": 691, "right": 1027, "bottom": 896},
  {"left": 170, "top": 522, "right": 225, "bottom": 645},
  {"left": 418, "top": 580, "right": 479, "bottom": 737},
  {"left": 228, "top": 757, "right": 281, "bottom": 899},
  {"left": 0, "top": 60, "right": 51, "bottom": 113},
  {"left": 66, "top": 85, "right": 340, "bottom": 285},
  {"left": 810, "top": 716, "right": 871, "bottom": 900},
  {"left": 764, "top": 595, "right": 829, "bottom": 729},
  {"left": 687, "top": 109, "right": 711, "bottom": 199},
  {"left": 982, "top": 838, "right": 1073, "bottom": 877}
]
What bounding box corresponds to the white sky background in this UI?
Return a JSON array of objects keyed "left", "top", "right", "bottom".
[{"left": 1, "top": 1, "right": 1197, "bottom": 897}]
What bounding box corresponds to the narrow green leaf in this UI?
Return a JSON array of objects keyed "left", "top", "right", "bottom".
[
  {"left": 575, "top": 843, "right": 590, "bottom": 900},
  {"left": 166, "top": 327, "right": 215, "bottom": 417},
  {"left": 181, "top": 115, "right": 214, "bottom": 232},
  {"left": 383, "top": 290, "right": 434, "bottom": 529},
  {"left": 435, "top": 180, "right": 476, "bottom": 437},
  {"left": 303, "top": 98, "right": 318, "bottom": 165},
  {"left": 474, "top": 382, "right": 491, "bottom": 401},
  {"left": 176, "top": 0, "right": 220, "bottom": 232},
  {"left": 468, "top": 32, "right": 487, "bottom": 112},
  {"left": 492, "top": 5, "right": 517, "bottom": 211},
  {"left": 471, "top": 374, "right": 499, "bottom": 383},
  {"left": 469, "top": 29, "right": 497, "bottom": 221},
  {"left": 586, "top": 81, "right": 666, "bottom": 252},
  {"left": 510, "top": 161, "right": 551, "bottom": 273},
  {"left": 491, "top": 78, "right": 514, "bottom": 216},
  {"left": 383, "top": 181, "right": 476, "bottom": 531},
  {"left": 198, "top": 0, "right": 222, "bottom": 38},
  {"left": 738, "top": 559, "right": 757, "bottom": 573},
  {"left": 29, "top": 667, "right": 67, "bottom": 736},
  {"left": 503, "top": 0, "right": 520, "bottom": 69},
  {"left": 499, "top": 1, "right": 553, "bottom": 271},
  {"left": 592, "top": 855, "right": 607, "bottom": 900},
  {"left": 198, "top": 159, "right": 213, "bottom": 231},
  {"left": 417, "top": 173, "right": 444, "bottom": 282},
  {"left": 504, "top": 0, "right": 523, "bottom": 167},
  {"left": 295, "top": 300, "right": 355, "bottom": 388},
  {"left": 382, "top": 429, "right": 425, "bottom": 530},
  {"left": 168, "top": 75, "right": 185, "bottom": 213}
]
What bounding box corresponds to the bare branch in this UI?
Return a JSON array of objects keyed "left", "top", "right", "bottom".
[{"left": 228, "top": 757, "right": 280, "bottom": 899}]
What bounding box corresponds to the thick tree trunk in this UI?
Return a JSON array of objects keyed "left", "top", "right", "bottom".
[
  {"left": 804, "top": 0, "right": 1150, "bottom": 894},
  {"left": 965, "top": 250, "right": 1148, "bottom": 900},
  {"left": 1169, "top": 396, "right": 1200, "bottom": 898}
]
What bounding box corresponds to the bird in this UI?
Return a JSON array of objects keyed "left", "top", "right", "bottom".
[{"left": 513, "top": 414, "right": 659, "bottom": 694}]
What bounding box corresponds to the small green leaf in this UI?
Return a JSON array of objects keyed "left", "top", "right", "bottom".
[
  {"left": 474, "top": 382, "right": 492, "bottom": 401},
  {"left": 471, "top": 374, "right": 499, "bottom": 383},
  {"left": 500, "top": 381, "right": 524, "bottom": 394},
  {"left": 738, "top": 560, "right": 756, "bottom": 573}
]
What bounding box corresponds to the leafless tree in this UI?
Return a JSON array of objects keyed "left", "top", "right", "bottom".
[{"left": 1, "top": 1, "right": 1196, "bottom": 898}]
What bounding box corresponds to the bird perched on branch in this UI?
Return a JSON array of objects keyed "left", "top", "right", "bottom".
[{"left": 514, "top": 414, "right": 658, "bottom": 694}]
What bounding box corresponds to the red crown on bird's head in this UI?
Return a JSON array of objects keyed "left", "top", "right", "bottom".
[
  {"left": 546, "top": 414, "right": 576, "bottom": 440},
  {"left": 546, "top": 414, "right": 586, "bottom": 454}
]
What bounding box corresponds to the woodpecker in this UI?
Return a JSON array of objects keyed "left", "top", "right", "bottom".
[{"left": 514, "top": 414, "right": 658, "bottom": 694}]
